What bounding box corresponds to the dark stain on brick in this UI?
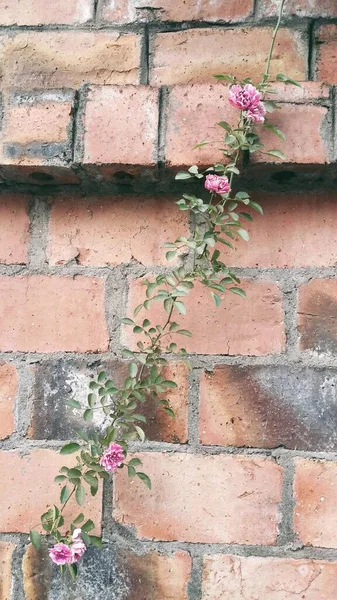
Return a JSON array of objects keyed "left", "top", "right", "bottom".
[
  {"left": 23, "top": 544, "right": 52, "bottom": 600},
  {"left": 299, "top": 292, "right": 337, "bottom": 353}
]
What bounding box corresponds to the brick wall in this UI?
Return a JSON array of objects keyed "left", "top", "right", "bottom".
[{"left": 1, "top": 1, "right": 337, "bottom": 599}]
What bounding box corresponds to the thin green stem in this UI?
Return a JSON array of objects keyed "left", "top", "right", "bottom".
[{"left": 264, "top": 0, "right": 286, "bottom": 79}]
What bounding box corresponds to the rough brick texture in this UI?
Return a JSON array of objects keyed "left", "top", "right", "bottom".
[
  {"left": 316, "top": 25, "right": 337, "bottom": 84},
  {"left": 298, "top": 279, "right": 337, "bottom": 354},
  {"left": 126, "top": 278, "right": 285, "bottom": 355},
  {"left": 48, "top": 196, "right": 187, "bottom": 266},
  {"left": 0, "top": 363, "right": 17, "bottom": 440},
  {"left": 114, "top": 453, "right": 282, "bottom": 544},
  {"left": 258, "top": 0, "right": 337, "bottom": 17},
  {"left": 0, "top": 542, "right": 14, "bottom": 600},
  {"left": 0, "top": 0, "right": 94, "bottom": 25},
  {"left": 202, "top": 555, "right": 337, "bottom": 599},
  {"left": 150, "top": 28, "right": 307, "bottom": 85},
  {"left": 0, "top": 449, "right": 102, "bottom": 533},
  {"left": 0, "top": 276, "right": 108, "bottom": 352},
  {"left": 0, "top": 194, "right": 30, "bottom": 264}
]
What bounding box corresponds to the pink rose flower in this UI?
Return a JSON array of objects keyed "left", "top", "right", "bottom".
[
  {"left": 99, "top": 442, "right": 124, "bottom": 473},
  {"left": 246, "top": 101, "right": 266, "bottom": 124},
  {"left": 49, "top": 543, "right": 73, "bottom": 566},
  {"left": 204, "top": 174, "right": 230, "bottom": 195},
  {"left": 71, "top": 539, "right": 87, "bottom": 563},
  {"left": 229, "top": 84, "right": 262, "bottom": 110}
]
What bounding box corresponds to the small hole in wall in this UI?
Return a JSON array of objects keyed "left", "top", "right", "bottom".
[
  {"left": 28, "top": 172, "right": 54, "bottom": 182},
  {"left": 114, "top": 171, "right": 134, "bottom": 180},
  {"left": 270, "top": 170, "right": 297, "bottom": 184}
]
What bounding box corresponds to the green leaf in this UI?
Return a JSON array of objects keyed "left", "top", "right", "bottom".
[
  {"left": 54, "top": 475, "right": 67, "bottom": 483},
  {"left": 217, "top": 121, "right": 231, "bottom": 132},
  {"left": 129, "top": 363, "right": 138, "bottom": 378},
  {"left": 169, "top": 322, "right": 180, "bottom": 332},
  {"left": 137, "top": 472, "right": 152, "bottom": 489},
  {"left": 264, "top": 100, "right": 281, "bottom": 113},
  {"left": 60, "top": 442, "right": 80, "bottom": 455},
  {"left": 73, "top": 513, "right": 85, "bottom": 525},
  {"left": 212, "top": 292, "right": 221, "bottom": 307},
  {"left": 89, "top": 536, "right": 103, "bottom": 548},
  {"left": 237, "top": 228, "right": 249, "bottom": 241},
  {"left": 128, "top": 458, "right": 142, "bottom": 467},
  {"left": 83, "top": 409, "right": 93, "bottom": 422},
  {"left": 276, "top": 73, "right": 301, "bottom": 87},
  {"left": 135, "top": 425, "right": 145, "bottom": 442},
  {"left": 176, "top": 329, "right": 192, "bottom": 337},
  {"left": 30, "top": 530, "right": 41, "bottom": 550},
  {"left": 68, "top": 564, "right": 77, "bottom": 580},
  {"left": 82, "top": 519, "right": 95, "bottom": 533},
  {"left": 235, "top": 191, "right": 250, "bottom": 200},
  {"left": 163, "top": 407, "right": 175, "bottom": 418},
  {"left": 175, "top": 171, "right": 192, "bottom": 180},
  {"left": 265, "top": 149, "right": 285, "bottom": 160},
  {"left": 263, "top": 123, "right": 286, "bottom": 141},
  {"left": 120, "top": 318, "right": 135, "bottom": 325},
  {"left": 249, "top": 201, "right": 264, "bottom": 215},
  {"left": 98, "top": 371, "right": 107, "bottom": 383},
  {"left": 66, "top": 398, "right": 81, "bottom": 409},
  {"left": 75, "top": 484, "right": 85, "bottom": 506},
  {"left": 161, "top": 380, "right": 178, "bottom": 389},
  {"left": 174, "top": 300, "right": 186, "bottom": 315},
  {"left": 128, "top": 465, "right": 136, "bottom": 477},
  {"left": 193, "top": 141, "right": 209, "bottom": 150},
  {"left": 166, "top": 250, "right": 177, "bottom": 261},
  {"left": 230, "top": 287, "right": 246, "bottom": 298},
  {"left": 60, "top": 485, "right": 71, "bottom": 504},
  {"left": 87, "top": 393, "right": 95, "bottom": 407},
  {"left": 213, "top": 74, "right": 235, "bottom": 81},
  {"left": 83, "top": 473, "right": 98, "bottom": 488}
]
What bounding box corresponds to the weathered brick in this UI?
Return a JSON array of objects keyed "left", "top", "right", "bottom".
[
  {"left": 202, "top": 554, "right": 337, "bottom": 599},
  {"left": 0, "top": 93, "right": 74, "bottom": 168},
  {"left": 0, "top": 0, "right": 94, "bottom": 25},
  {"left": 294, "top": 459, "right": 337, "bottom": 548},
  {"left": 150, "top": 28, "right": 306, "bottom": 85},
  {"left": 29, "top": 360, "right": 188, "bottom": 443},
  {"left": 48, "top": 196, "right": 187, "bottom": 267},
  {"left": 114, "top": 453, "right": 282, "bottom": 544},
  {"left": 125, "top": 278, "right": 285, "bottom": 356},
  {"left": 82, "top": 86, "right": 158, "bottom": 167},
  {"left": 0, "top": 363, "right": 17, "bottom": 440},
  {"left": 255, "top": 104, "right": 329, "bottom": 165},
  {"left": 23, "top": 545, "right": 191, "bottom": 600},
  {"left": 200, "top": 365, "right": 337, "bottom": 451},
  {"left": 100, "top": 0, "right": 253, "bottom": 23},
  {"left": 258, "top": 0, "right": 337, "bottom": 17},
  {"left": 0, "top": 194, "right": 30, "bottom": 264},
  {"left": 298, "top": 279, "right": 337, "bottom": 354},
  {"left": 0, "top": 542, "right": 14, "bottom": 600},
  {"left": 316, "top": 25, "right": 337, "bottom": 85},
  {"left": 221, "top": 193, "right": 337, "bottom": 268},
  {"left": 0, "top": 32, "right": 140, "bottom": 90},
  {"left": 0, "top": 275, "right": 108, "bottom": 352},
  {"left": 0, "top": 449, "right": 102, "bottom": 533}
]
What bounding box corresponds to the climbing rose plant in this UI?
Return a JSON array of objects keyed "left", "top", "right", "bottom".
[{"left": 30, "top": 0, "right": 299, "bottom": 579}]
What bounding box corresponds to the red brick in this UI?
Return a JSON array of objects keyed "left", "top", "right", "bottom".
[
  {"left": 0, "top": 32, "right": 140, "bottom": 90},
  {"left": 0, "top": 542, "right": 14, "bottom": 600},
  {"left": 121, "top": 550, "right": 191, "bottom": 600},
  {"left": 221, "top": 193, "right": 337, "bottom": 268},
  {"left": 298, "top": 279, "right": 337, "bottom": 354},
  {"left": 100, "top": 0, "right": 253, "bottom": 23},
  {"left": 294, "top": 459, "right": 337, "bottom": 548},
  {"left": 0, "top": 449, "right": 102, "bottom": 533},
  {"left": 82, "top": 86, "right": 158, "bottom": 167},
  {"left": 125, "top": 278, "right": 285, "bottom": 356},
  {"left": 199, "top": 365, "right": 337, "bottom": 451},
  {"left": 256, "top": 104, "right": 329, "bottom": 165},
  {"left": 0, "top": 0, "right": 94, "bottom": 25},
  {"left": 0, "top": 275, "right": 108, "bottom": 352},
  {"left": 114, "top": 452, "right": 282, "bottom": 543},
  {"left": 258, "top": 0, "right": 337, "bottom": 17},
  {"left": 0, "top": 95, "right": 74, "bottom": 168},
  {"left": 150, "top": 28, "right": 307, "bottom": 85},
  {"left": 30, "top": 360, "right": 189, "bottom": 444},
  {"left": 0, "top": 363, "right": 17, "bottom": 440},
  {"left": 0, "top": 194, "right": 30, "bottom": 264},
  {"left": 202, "top": 554, "right": 337, "bottom": 599},
  {"left": 48, "top": 196, "right": 187, "bottom": 267},
  {"left": 316, "top": 25, "right": 337, "bottom": 85}
]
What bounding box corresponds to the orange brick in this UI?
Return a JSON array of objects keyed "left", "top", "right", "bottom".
[
  {"left": 0, "top": 449, "right": 102, "bottom": 533},
  {"left": 258, "top": 0, "right": 337, "bottom": 17},
  {"left": 294, "top": 459, "right": 337, "bottom": 548},
  {"left": 150, "top": 28, "right": 306, "bottom": 85},
  {"left": 0, "top": 363, "right": 17, "bottom": 440},
  {"left": 316, "top": 25, "right": 337, "bottom": 85},
  {"left": 0, "top": 95, "right": 74, "bottom": 167},
  {"left": 256, "top": 104, "right": 329, "bottom": 165},
  {"left": 48, "top": 196, "right": 187, "bottom": 267},
  {"left": 0, "top": 275, "right": 108, "bottom": 352},
  {"left": 125, "top": 278, "right": 285, "bottom": 356},
  {"left": 0, "top": 32, "right": 140, "bottom": 90},
  {"left": 100, "top": 0, "right": 253, "bottom": 23},
  {"left": 114, "top": 452, "right": 282, "bottom": 543},
  {"left": 0, "top": 0, "right": 94, "bottom": 25},
  {"left": 0, "top": 194, "right": 30, "bottom": 264},
  {"left": 82, "top": 86, "right": 158, "bottom": 167},
  {"left": 0, "top": 542, "right": 14, "bottom": 600},
  {"left": 298, "top": 279, "right": 337, "bottom": 354},
  {"left": 221, "top": 193, "right": 337, "bottom": 268},
  {"left": 202, "top": 554, "right": 337, "bottom": 599}
]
